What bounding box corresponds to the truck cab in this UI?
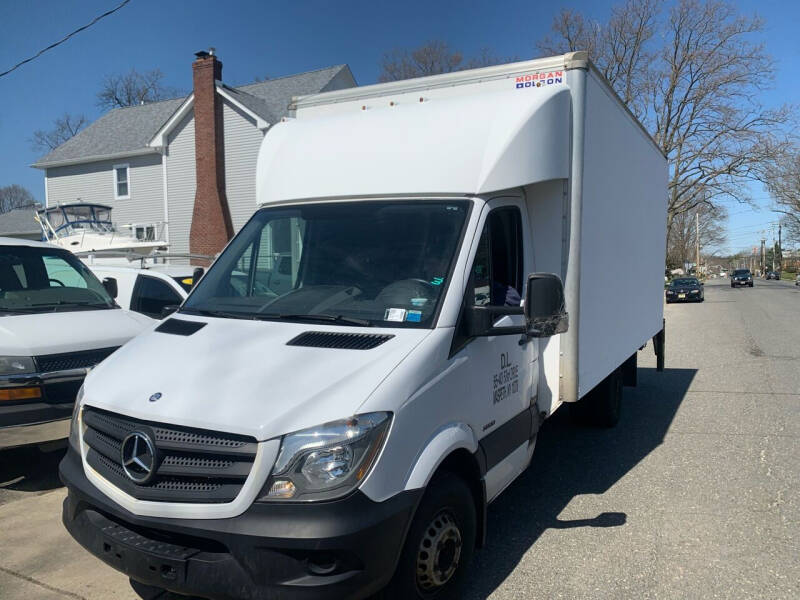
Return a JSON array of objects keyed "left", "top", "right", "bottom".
[{"left": 59, "top": 53, "right": 666, "bottom": 600}]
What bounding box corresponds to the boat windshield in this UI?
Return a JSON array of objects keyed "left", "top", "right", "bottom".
[
  {"left": 40, "top": 205, "right": 114, "bottom": 236},
  {"left": 182, "top": 200, "right": 470, "bottom": 328},
  {"left": 0, "top": 245, "right": 115, "bottom": 313}
]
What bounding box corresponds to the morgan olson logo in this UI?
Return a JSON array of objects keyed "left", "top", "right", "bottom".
[
  {"left": 149, "top": 392, "right": 162, "bottom": 402},
  {"left": 515, "top": 71, "right": 564, "bottom": 89}
]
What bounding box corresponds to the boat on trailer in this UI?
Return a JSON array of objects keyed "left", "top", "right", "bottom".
[{"left": 35, "top": 203, "right": 167, "bottom": 259}]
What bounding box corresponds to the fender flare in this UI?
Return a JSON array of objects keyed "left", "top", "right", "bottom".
[{"left": 404, "top": 422, "right": 478, "bottom": 491}]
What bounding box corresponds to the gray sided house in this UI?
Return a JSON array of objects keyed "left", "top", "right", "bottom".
[{"left": 32, "top": 60, "right": 356, "bottom": 255}]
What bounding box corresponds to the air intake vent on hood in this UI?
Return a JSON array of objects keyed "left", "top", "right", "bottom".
[
  {"left": 155, "top": 318, "right": 207, "bottom": 336},
  {"left": 287, "top": 331, "right": 394, "bottom": 350}
]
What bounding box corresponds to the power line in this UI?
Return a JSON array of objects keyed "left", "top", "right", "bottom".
[{"left": 0, "top": 0, "right": 131, "bottom": 79}]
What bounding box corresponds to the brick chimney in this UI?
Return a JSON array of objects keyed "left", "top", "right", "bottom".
[{"left": 190, "top": 48, "right": 233, "bottom": 259}]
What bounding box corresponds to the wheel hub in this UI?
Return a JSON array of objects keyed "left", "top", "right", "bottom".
[{"left": 416, "top": 510, "right": 462, "bottom": 590}]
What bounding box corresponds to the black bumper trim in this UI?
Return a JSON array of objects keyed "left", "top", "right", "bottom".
[{"left": 60, "top": 447, "right": 421, "bottom": 600}]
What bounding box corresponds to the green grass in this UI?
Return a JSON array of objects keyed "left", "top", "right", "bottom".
[{"left": 781, "top": 271, "right": 796, "bottom": 281}]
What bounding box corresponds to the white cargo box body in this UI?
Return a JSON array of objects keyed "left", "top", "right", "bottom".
[{"left": 256, "top": 52, "right": 666, "bottom": 403}]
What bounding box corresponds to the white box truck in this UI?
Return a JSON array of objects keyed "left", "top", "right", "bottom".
[{"left": 60, "top": 52, "right": 667, "bottom": 600}]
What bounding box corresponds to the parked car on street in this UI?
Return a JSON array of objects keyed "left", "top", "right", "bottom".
[
  {"left": 88, "top": 264, "right": 195, "bottom": 320},
  {"left": 766, "top": 271, "right": 780, "bottom": 280},
  {"left": 796, "top": 273, "right": 800, "bottom": 286},
  {"left": 731, "top": 269, "right": 753, "bottom": 287},
  {"left": 0, "top": 238, "right": 151, "bottom": 451},
  {"left": 665, "top": 277, "right": 704, "bottom": 303}
]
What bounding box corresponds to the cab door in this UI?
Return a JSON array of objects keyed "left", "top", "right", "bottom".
[{"left": 451, "top": 197, "right": 537, "bottom": 501}]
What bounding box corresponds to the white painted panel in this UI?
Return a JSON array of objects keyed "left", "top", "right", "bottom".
[
  {"left": 222, "top": 100, "right": 264, "bottom": 231},
  {"left": 525, "top": 179, "right": 567, "bottom": 414},
  {"left": 578, "top": 71, "right": 667, "bottom": 396},
  {"left": 257, "top": 86, "right": 570, "bottom": 205},
  {"left": 165, "top": 111, "right": 196, "bottom": 255},
  {"left": 46, "top": 154, "right": 164, "bottom": 227}
]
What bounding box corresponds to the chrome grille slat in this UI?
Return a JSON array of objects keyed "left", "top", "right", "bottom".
[{"left": 81, "top": 406, "right": 257, "bottom": 504}]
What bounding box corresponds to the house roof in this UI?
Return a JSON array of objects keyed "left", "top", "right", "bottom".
[
  {"left": 33, "top": 64, "right": 353, "bottom": 169},
  {"left": 0, "top": 206, "right": 42, "bottom": 237}
]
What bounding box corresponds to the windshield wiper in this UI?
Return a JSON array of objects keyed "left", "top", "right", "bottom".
[
  {"left": 28, "top": 301, "right": 112, "bottom": 310},
  {"left": 274, "top": 313, "right": 373, "bottom": 327},
  {"left": 179, "top": 308, "right": 262, "bottom": 320}
]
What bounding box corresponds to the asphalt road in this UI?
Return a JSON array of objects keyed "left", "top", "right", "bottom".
[{"left": 1, "top": 278, "right": 797, "bottom": 599}]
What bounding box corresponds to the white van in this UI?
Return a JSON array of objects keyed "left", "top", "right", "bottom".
[
  {"left": 0, "top": 238, "right": 151, "bottom": 450},
  {"left": 87, "top": 264, "right": 194, "bottom": 320},
  {"left": 60, "top": 53, "right": 667, "bottom": 600}
]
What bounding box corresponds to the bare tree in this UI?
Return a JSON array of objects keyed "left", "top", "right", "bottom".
[
  {"left": 378, "top": 40, "right": 515, "bottom": 82},
  {"left": 537, "top": 0, "right": 791, "bottom": 240},
  {"left": 0, "top": 184, "right": 37, "bottom": 214},
  {"left": 31, "top": 113, "right": 87, "bottom": 153},
  {"left": 764, "top": 148, "right": 800, "bottom": 244},
  {"left": 666, "top": 203, "right": 727, "bottom": 269},
  {"left": 379, "top": 41, "right": 464, "bottom": 82},
  {"left": 96, "top": 68, "right": 178, "bottom": 110}
]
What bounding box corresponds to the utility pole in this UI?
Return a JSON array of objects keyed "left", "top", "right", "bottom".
[
  {"left": 695, "top": 212, "right": 700, "bottom": 277},
  {"left": 778, "top": 222, "right": 782, "bottom": 271},
  {"left": 761, "top": 238, "right": 766, "bottom": 275}
]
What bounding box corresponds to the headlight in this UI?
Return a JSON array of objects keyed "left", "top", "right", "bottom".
[
  {"left": 0, "top": 356, "right": 36, "bottom": 376},
  {"left": 690, "top": 290, "right": 699, "bottom": 294},
  {"left": 259, "top": 412, "right": 391, "bottom": 502},
  {"left": 666, "top": 290, "right": 675, "bottom": 295},
  {"left": 68, "top": 384, "right": 85, "bottom": 452}
]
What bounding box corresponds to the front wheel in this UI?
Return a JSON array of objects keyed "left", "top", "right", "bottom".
[{"left": 381, "top": 472, "right": 476, "bottom": 599}]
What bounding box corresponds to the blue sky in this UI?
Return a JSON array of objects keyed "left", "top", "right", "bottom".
[{"left": 1, "top": 0, "right": 797, "bottom": 253}]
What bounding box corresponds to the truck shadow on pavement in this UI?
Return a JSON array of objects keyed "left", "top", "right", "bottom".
[
  {"left": 461, "top": 366, "right": 696, "bottom": 599},
  {"left": 0, "top": 446, "right": 66, "bottom": 493}
]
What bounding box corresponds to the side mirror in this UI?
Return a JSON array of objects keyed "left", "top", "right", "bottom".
[
  {"left": 524, "top": 273, "right": 568, "bottom": 338},
  {"left": 102, "top": 277, "right": 118, "bottom": 299},
  {"left": 160, "top": 305, "right": 179, "bottom": 319},
  {"left": 191, "top": 267, "right": 205, "bottom": 289},
  {"left": 466, "top": 304, "right": 525, "bottom": 337}
]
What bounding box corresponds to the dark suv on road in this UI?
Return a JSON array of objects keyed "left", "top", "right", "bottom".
[
  {"left": 731, "top": 269, "right": 753, "bottom": 287},
  {"left": 766, "top": 271, "right": 780, "bottom": 280}
]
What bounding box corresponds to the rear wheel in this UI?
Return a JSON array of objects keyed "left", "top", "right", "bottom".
[
  {"left": 570, "top": 368, "right": 623, "bottom": 428},
  {"left": 380, "top": 472, "right": 476, "bottom": 600}
]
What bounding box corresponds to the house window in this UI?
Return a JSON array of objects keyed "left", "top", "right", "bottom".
[
  {"left": 135, "top": 225, "right": 155, "bottom": 241},
  {"left": 113, "top": 164, "right": 130, "bottom": 199}
]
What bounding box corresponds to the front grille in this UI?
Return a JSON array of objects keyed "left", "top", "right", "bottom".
[
  {"left": 36, "top": 346, "right": 119, "bottom": 373},
  {"left": 287, "top": 331, "right": 394, "bottom": 350},
  {"left": 81, "top": 407, "right": 257, "bottom": 503}
]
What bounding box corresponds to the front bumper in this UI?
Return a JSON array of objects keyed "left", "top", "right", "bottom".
[
  {"left": 731, "top": 280, "right": 752, "bottom": 286},
  {"left": 666, "top": 293, "right": 702, "bottom": 302},
  {"left": 0, "top": 369, "right": 85, "bottom": 449},
  {"left": 60, "top": 447, "right": 421, "bottom": 600}
]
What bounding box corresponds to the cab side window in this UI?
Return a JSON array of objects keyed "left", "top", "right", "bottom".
[
  {"left": 132, "top": 275, "right": 182, "bottom": 319},
  {"left": 452, "top": 206, "right": 524, "bottom": 355},
  {"left": 470, "top": 208, "right": 523, "bottom": 307}
]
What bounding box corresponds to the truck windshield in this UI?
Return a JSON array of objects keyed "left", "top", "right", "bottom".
[
  {"left": 182, "top": 200, "right": 470, "bottom": 327},
  {"left": 0, "top": 245, "right": 115, "bottom": 313}
]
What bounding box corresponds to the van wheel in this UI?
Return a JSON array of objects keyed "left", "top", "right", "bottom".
[
  {"left": 570, "top": 368, "right": 623, "bottom": 428},
  {"left": 381, "top": 472, "right": 476, "bottom": 599}
]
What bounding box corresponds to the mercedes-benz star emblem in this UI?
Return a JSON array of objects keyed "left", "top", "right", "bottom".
[
  {"left": 120, "top": 431, "right": 158, "bottom": 484},
  {"left": 149, "top": 392, "right": 162, "bottom": 402}
]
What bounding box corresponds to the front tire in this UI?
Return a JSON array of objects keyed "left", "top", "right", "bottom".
[{"left": 381, "top": 472, "right": 476, "bottom": 600}]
